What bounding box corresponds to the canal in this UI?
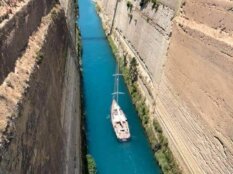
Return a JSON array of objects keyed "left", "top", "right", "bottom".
[{"left": 78, "top": 0, "right": 161, "bottom": 173}]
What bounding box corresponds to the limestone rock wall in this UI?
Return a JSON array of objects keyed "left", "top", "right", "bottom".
[
  {"left": 97, "top": 0, "right": 233, "bottom": 173},
  {"left": 0, "top": 0, "right": 82, "bottom": 173},
  {"left": 99, "top": 0, "right": 176, "bottom": 85},
  {"left": 0, "top": 0, "right": 54, "bottom": 84},
  {"left": 59, "top": 0, "right": 82, "bottom": 173},
  {"left": 0, "top": 6, "right": 66, "bottom": 173}
]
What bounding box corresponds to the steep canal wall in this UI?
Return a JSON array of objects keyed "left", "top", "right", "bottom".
[
  {"left": 0, "top": 0, "right": 81, "bottom": 173},
  {"left": 96, "top": 0, "right": 233, "bottom": 173}
]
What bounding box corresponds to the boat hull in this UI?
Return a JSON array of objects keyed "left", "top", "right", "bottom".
[{"left": 111, "top": 100, "right": 131, "bottom": 141}]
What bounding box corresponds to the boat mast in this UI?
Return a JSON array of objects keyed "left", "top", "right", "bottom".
[
  {"left": 116, "top": 65, "right": 119, "bottom": 103},
  {"left": 113, "top": 63, "right": 123, "bottom": 102}
]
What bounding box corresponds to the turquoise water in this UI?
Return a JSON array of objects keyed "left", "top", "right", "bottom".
[{"left": 78, "top": 0, "right": 161, "bottom": 173}]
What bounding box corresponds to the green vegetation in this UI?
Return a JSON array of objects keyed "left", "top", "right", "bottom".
[
  {"left": 95, "top": 3, "right": 101, "bottom": 13},
  {"left": 75, "top": 0, "right": 82, "bottom": 61},
  {"left": 126, "top": 1, "right": 133, "bottom": 12},
  {"left": 86, "top": 154, "right": 97, "bottom": 174},
  {"left": 107, "top": 35, "right": 181, "bottom": 174},
  {"left": 139, "top": 0, "right": 159, "bottom": 11},
  {"left": 108, "top": 36, "right": 118, "bottom": 55},
  {"left": 76, "top": 27, "right": 82, "bottom": 59},
  {"left": 152, "top": 119, "right": 181, "bottom": 174},
  {"left": 139, "top": 0, "right": 149, "bottom": 8},
  {"left": 118, "top": 56, "right": 149, "bottom": 127},
  {"left": 151, "top": 0, "right": 159, "bottom": 10},
  {"left": 36, "top": 51, "right": 44, "bottom": 64},
  {"left": 51, "top": 9, "right": 58, "bottom": 21},
  {"left": 74, "top": 0, "right": 79, "bottom": 17},
  {"left": 126, "top": 1, "right": 133, "bottom": 22},
  {"left": 129, "top": 57, "right": 138, "bottom": 83}
]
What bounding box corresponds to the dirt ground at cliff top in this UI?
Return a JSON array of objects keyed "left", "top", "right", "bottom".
[{"left": 182, "top": 0, "right": 233, "bottom": 34}]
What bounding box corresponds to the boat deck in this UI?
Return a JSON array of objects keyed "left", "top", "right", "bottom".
[{"left": 111, "top": 99, "right": 130, "bottom": 141}]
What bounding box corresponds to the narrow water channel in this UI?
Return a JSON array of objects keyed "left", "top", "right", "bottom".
[{"left": 78, "top": 0, "right": 161, "bottom": 173}]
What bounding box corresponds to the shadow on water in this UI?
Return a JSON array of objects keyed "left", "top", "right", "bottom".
[{"left": 77, "top": 0, "right": 162, "bottom": 173}]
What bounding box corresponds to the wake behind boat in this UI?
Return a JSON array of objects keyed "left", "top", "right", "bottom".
[{"left": 111, "top": 66, "right": 130, "bottom": 141}]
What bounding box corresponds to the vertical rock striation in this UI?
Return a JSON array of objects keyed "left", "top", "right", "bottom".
[{"left": 0, "top": 0, "right": 82, "bottom": 173}]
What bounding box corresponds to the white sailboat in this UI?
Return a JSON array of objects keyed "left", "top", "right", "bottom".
[{"left": 111, "top": 65, "right": 130, "bottom": 141}]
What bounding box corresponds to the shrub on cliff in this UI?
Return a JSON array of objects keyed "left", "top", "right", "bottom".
[
  {"left": 36, "top": 51, "right": 44, "bottom": 64},
  {"left": 140, "top": 0, "right": 159, "bottom": 11},
  {"left": 153, "top": 119, "right": 162, "bottom": 133},
  {"left": 95, "top": 3, "right": 101, "bottom": 12},
  {"left": 51, "top": 9, "right": 57, "bottom": 21},
  {"left": 139, "top": 0, "right": 149, "bottom": 8},
  {"left": 76, "top": 27, "right": 82, "bottom": 58},
  {"left": 151, "top": 0, "right": 159, "bottom": 10},
  {"left": 129, "top": 57, "right": 138, "bottom": 83},
  {"left": 126, "top": 1, "right": 133, "bottom": 12},
  {"left": 108, "top": 36, "right": 117, "bottom": 55},
  {"left": 153, "top": 119, "right": 181, "bottom": 174},
  {"left": 86, "top": 154, "right": 97, "bottom": 174}
]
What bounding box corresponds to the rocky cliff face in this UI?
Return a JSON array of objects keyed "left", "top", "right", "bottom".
[
  {"left": 0, "top": 0, "right": 81, "bottom": 173},
  {"left": 97, "top": 0, "right": 233, "bottom": 173},
  {"left": 0, "top": 0, "right": 54, "bottom": 84}
]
